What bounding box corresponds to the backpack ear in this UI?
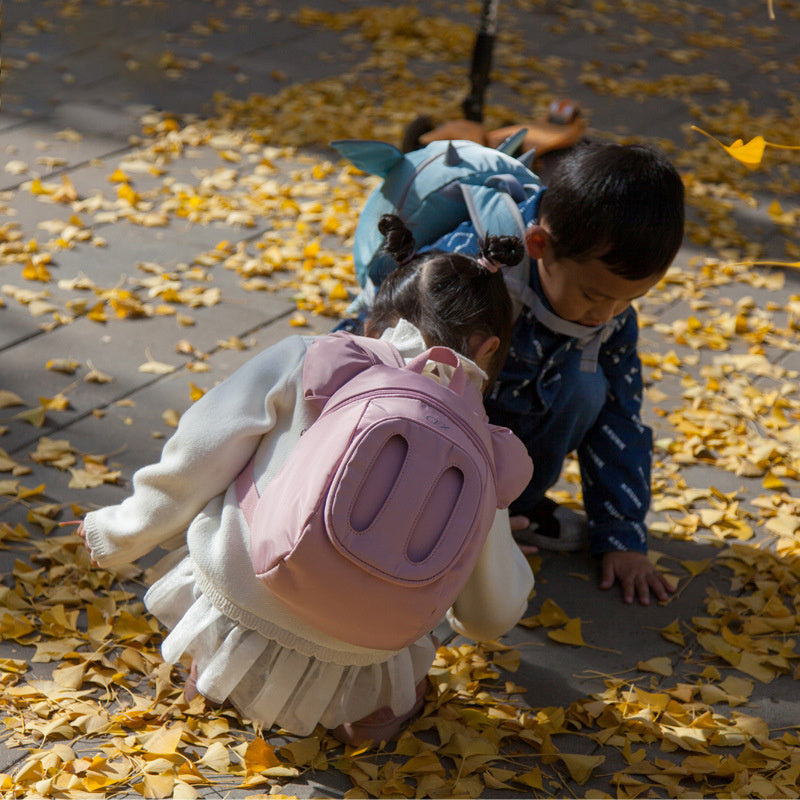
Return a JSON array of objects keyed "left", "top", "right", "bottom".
[
  {"left": 488, "top": 425, "right": 533, "bottom": 508},
  {"left": 329, "top": 139, "right": 404, "bottom": 178},
  {"left": 517, "top": 148, "right": 538, "bottom": 169},
  {"left": 495, "top": 127, "right": 529, "bottom": 155}
]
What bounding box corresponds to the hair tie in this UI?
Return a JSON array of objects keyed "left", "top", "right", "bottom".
[
  {"left": 396, "top": 248, "right": 417, "bottom": 266},
  {"left": 477, "top": 255, "right": 501, "bottom": 274}
]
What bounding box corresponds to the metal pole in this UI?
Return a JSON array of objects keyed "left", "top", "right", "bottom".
[{"left": 461, "top": 0, "right": 499, "bottom": 122}]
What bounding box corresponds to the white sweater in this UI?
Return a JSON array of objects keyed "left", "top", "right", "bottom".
[{"left": 84, "top": 326, "right": 534, "bottom": 667}]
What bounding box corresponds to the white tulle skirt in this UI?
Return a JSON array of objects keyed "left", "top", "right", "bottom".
[{"left": 144, "top": 554, "right": 437, "bottom": 736}]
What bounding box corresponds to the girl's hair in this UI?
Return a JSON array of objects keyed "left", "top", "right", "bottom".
[
  {"left": 368, "top": 214, "right": 523, "bottom": 389},
  {"left": 539, "top": 141, "right": 685, "bottom": 279}
]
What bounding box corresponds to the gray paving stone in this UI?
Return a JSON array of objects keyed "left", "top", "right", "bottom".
[
  {"left": 0, "top": 293, "right": 335, "bottom": 456},
  {"left": 4, "top": 312, "right": 337, "bottom": 489},
  {"left": 0, "top": 120, "right": 132, "bottom": 191}
]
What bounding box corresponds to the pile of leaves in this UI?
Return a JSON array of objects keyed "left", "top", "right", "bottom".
[{"left": 2, "top": 514, "right": 800, "bottom": 797}]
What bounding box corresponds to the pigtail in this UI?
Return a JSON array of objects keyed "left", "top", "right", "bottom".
[
  {"left": 379, "top": 214, "right": 417, "bottom": 266},
  {"left": 477, "top": 234, "right": 525, "bottom": 273}
]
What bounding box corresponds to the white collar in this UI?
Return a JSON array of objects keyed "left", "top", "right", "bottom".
[{"left": 380, "top": 319, "right": 489, "bottom": 391}]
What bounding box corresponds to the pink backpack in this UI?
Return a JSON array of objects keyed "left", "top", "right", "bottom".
[{"left": 236, "top": 333, "right": 532, "bottom": 651}]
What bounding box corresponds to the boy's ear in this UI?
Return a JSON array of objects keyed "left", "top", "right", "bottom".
[{"left": 525, "top": 225, "right": 549, "bottom": 259}]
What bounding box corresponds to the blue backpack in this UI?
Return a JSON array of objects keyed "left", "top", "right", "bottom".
[{"left": 330, "top": 136, "right": 542, "bottom": 316}]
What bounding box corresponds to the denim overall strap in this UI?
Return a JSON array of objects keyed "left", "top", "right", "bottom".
[{"left": 516, "top": 287, "right": 615, "bottom": 372}]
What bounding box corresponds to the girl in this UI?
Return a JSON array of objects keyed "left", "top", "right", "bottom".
[{"left": 79, "top": 214, "right": 534, "bottom": 747}]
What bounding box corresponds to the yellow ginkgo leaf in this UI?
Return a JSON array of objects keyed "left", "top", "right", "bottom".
[
  {"left": 138, "top": 349, "right": 176, "bottom": 375},
  {"left": 0, "top": 658, "right": 29, "bottom": 674},
  {"left": 721, "top": 137, "right": 766, "bottom": 169},
  {"left": 329, "top": 281, "right": 350, "bottom": 300},
  {"left": 659, "top": 618, "right": 686, "bottom": 646},
  {"left": 84, "top": 363, "right": 113, "bottom": 384},
  {"left": 188, "top": 383, "right": 206, "bottom": 402},
  {"left": 492, "top": 649, "right": 520, "bottom": 672},
  {"left": 87, "top": 301, "right": 108, "bottom": 323},
  {"left": 691, "top": 127, "right": 765, "bottom": 169},
  {"left": 172, "top": 782, "right": 199, "bottom": 800},
  {"left": 637, "top": 656, "right": 673, "bottom": 676},
  {"left": 117, "top": 183, "right": 140, "bottom": 205},
  {"left": 45, "top": 358, "right": 81, "bottom": 375},
  {"left": 547, "top": 618, "right": 586, "bottom": 646},
  {"left": 768, "top": 199, "right": 784, "bottom": 219},
  {"left": 51, "top": 662, "right": 86, "bottom": 691},
  {"left": 38, "top": 394, "right": 69, "bottom": 413},
  {"left": 682, "top": 558, "right": 713, "bottom": 576},
  {"left": 277, "top": 736, "right": 321, "bottom": 767},
  {"left": 560, "top": 753, "right": 605, "bottom": 785},
  {"left": 763, "top": 470, "right": 785, "bottom": 490},
  {"left": 692, "top": 126, "right": 800, "bottom": 169},
  {"left": 537, "top": 597, "right": 571, "bottom": 627},
  {"left": 0, "top": 390, "right": 24, "bottom": 409},
  {"left": 108, "top": 168, "right": 129, "bottom": 183},
  {"left": 143, "top": 724, "right": 183, "bottom": 755},
  {"left": 514, "top": 768, "right": 543, "bottom": 790},
  {"left": 29, "top": 177, "right": 51, "bottom": 195},
  {"left": 14, "top": 406, "right": 47, "bottom": 427},
  {"left": 198, "top": 741, "right": 230, "bottom": 772},
  {"left": 162, "top": 408, "right": 180, "bottom": 427},
  {"left": 134, "top": 774, "right": 175, "bottom": 798},
  {"left": 22, "top": 261, "right": 51, "bottom": 282},
  {"left": 244, "top": 738, "right": 281, "bottom": 775},
  {"left": 621, "top": 739, "right": 648, "bottom": 765}
]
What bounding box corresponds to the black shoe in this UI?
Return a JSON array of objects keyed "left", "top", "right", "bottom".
[{"left": 513, "top": 497, "right": 588, "bottom": 552}]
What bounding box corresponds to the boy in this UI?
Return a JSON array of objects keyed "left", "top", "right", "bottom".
[{"left": 432, "top": 141, "right": 685, "bottom": 606}]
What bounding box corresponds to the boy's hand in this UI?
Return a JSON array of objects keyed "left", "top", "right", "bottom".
[{"left": 599, "top": 551, "right": 674, "bottom": 605}]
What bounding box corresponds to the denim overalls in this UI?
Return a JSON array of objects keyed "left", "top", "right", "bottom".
[
  {"left": 433, "top": 192, "right": 652, "bottom": 555},
  {"left": 485, "top": 266, "right": 652, "bottom": 555}
]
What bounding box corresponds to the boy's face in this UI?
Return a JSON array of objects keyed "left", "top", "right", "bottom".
[{"left": 526, "top": 224, "right": 664, "bottom": 326}]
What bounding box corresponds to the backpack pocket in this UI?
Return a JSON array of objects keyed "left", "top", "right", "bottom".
[{"left": 325, "top": 409, "right": 484, "bottom": 585}]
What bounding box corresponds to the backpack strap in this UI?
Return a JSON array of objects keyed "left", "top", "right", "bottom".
[
  {"left": 523, "top": 291, "right": 617, "bottom": 373},
  {"left": 236, "top": 455, "right": 259, "bottom": 527},
  {"left": 303, "top": 333, "right": 405, "bottom": 410},
  {"left": 406, "top": 347, "right": 468, "bottom": 395},
  {"left": 460, "top": 183, "right": 532, "bottom": 320},
  {"left": 348, "top": 334, "right": 407, "bottom": 367}
]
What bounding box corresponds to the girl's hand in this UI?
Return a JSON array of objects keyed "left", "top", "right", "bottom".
[
  {"left": 599, "top": 550, "right": 674, "bottom": 606},
  {"left": 509, "top": 514, "right": 539, "bottom": 554},
  {"left": 73, "top": 521, "right": 99, "bottom": 566}
]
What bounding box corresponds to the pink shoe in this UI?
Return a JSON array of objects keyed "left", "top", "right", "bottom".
[{"left": 332, "top": 678, "right": 427, "bottom": 747}]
